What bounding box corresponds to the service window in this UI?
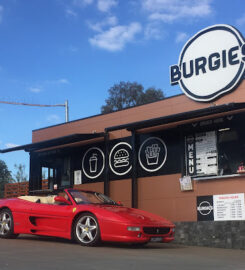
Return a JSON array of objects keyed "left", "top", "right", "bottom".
[
  {"left": 217, "top": 128, "right": 243, "bottom": 175},
  {"left": 185, "top": 121, "right": 245, "bottom": 178}
]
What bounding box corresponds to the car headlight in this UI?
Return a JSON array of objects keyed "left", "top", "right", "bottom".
[{"left": 127, "top": 226, "right": 141, "bottom": 231}]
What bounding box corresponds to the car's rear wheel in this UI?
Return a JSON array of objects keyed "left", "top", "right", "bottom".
[
  {"left": 0, "top": 209, "right": 18, "bottom": 239},
  {"left": 73, "top": 213, "right": 101, "bottom": 246}
]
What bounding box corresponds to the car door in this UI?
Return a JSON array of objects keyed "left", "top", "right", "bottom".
[{"left": 29, "top": 202, "right": 74, "bottom": 238}]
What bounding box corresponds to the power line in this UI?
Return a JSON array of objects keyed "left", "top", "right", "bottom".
[
  {"left": 0, "top": 100, "right": 69, "bottom": 122},
  {"left": 0, "top": 100, "right": 65, "bottom": 107}
]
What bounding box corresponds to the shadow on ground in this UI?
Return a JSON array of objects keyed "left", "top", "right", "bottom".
[{"left": 16, "top": 234, "right": 184, "bottom": 250}]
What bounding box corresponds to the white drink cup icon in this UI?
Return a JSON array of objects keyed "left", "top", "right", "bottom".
[{"left": 89, "top": 154, "right": 98, "bottom": 173}]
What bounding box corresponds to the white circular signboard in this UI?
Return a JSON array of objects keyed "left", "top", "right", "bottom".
[{"left": 170, "top": 24, "right": 245, "bottom": 102}]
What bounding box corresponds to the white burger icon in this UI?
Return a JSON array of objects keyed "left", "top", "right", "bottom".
[{"left": 114, "top": 149, "right": 130, "bottom": 168}]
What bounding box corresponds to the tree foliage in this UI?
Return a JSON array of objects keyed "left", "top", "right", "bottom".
[
  {"left": 14, "top": 163, "right": 28, "bottom": 183},
  {"left": 0, "top": 160, "right": 12, "bottom": 198},
  {"left": 101, "top": 81, "right": 165, "bottom": 114}
]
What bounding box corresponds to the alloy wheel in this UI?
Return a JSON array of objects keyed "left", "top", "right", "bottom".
[
  {"left": 0, "top": 211, "right": 11, "bottom": 236},
  {"left": 75, "top": 215, "right": 98, "bottom": 244}
]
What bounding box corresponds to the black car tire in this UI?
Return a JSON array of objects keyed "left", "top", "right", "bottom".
[
  {"left": 0, "top": 208, "right": 18, "bottom": 239},
  {"left": 73, "top": 213, "right": 101, "bottom": 246}
]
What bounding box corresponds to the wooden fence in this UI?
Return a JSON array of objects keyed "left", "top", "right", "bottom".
[{"left": 4, "top": 179, "right": 49, "bottom": 198}]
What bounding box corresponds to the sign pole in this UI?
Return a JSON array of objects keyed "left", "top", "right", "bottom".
[{"left": 65, "top": 100, "right": 69, "bottom": 122}]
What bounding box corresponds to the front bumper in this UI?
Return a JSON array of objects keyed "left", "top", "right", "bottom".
[
  {"left": 124, "top": 227, "right": 175, "bottom": 243},
  {"left": 101, "top": 222, "right": 175, "bottom": 243}
]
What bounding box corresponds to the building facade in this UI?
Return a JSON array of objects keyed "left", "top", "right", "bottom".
[{"left": 2, "top": 24, "right": 245, "bottom": 248}]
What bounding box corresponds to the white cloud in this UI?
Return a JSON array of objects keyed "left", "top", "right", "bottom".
[
  {"left": 72, "top": 0, "right": 94, "bottom": 7},
  {"left": 5, "top": 143, "right": 19, "bottom": 148},
  {"left": 87, "top": 16, "right": 118, "bottom": 32},
  {"left": 142, "top": 0, "right": 213, "bottom": 22},
  {"left": 68, "top": 45, "right": 79, "bottom": 52},
  {"left": 0, "top": 6, "right": 3, "bottom": 23},
  {"left": 47, "top": 114, "right": 62, "bottom": 124},
  {"left": 57, "top": 78, "right": 69, "bottom": 84},
  {"left": 65, "top": 8, "right": 77, "bottom": 17},
  {"left": 175, "top": 32, "right": 188, "bottom": 43},
  {"left": 97, "top": 0, "right": 118, "bottom": 12},
  {"left": 144, "top": 22, "right": 164, "bottom": 40},
  {"left": 44, "top": 78, "right": 70, "bottom": 85},
  {"left": 89, "top": 22, "right": 142, "bottom": 51},
  {"left": 237, "top": 13, "right": 245, "bottom": 26},
  {"left": 29, "top": 87, "right": 41, "bottom": 93}
]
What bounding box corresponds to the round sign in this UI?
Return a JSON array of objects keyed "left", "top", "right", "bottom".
[
  {"left": 138, "top": 137, "right": 167, "bottom": 172},
  {"left": 170, "top": 24, "right": 245, "bottom": 102},
  {"left": 197, "top": 201, "right": 213, "bottom": 216},
  {"left": 109, "top": 142, "right": 132, "bottom": 176},
  {"left": 82, "top": 147, "right": 105, "bottom": 179}
]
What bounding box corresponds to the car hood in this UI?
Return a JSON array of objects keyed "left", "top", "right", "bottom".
[{"left": 96, "top": 205, "right": 174, "bottom": 226}]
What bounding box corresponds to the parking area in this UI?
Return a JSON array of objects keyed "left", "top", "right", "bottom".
[{"left": 0, "top": 236, "right": 245, "bottom": 270}]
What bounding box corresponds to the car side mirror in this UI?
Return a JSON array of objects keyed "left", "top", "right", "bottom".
[{"left": 54, "top": 196, "right": 71, "bottom": 205}]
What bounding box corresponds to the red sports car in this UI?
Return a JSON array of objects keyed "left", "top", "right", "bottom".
[{"left": 0, "top": 189, "right": 175, "bottom": 246}]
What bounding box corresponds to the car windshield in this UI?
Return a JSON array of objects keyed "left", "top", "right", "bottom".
[{"left": 68, "top": 190, "right": 118, "bottom": 205}]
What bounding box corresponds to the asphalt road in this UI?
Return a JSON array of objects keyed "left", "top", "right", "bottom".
[{"left": 0, "top": 235, "right": 245, "bottom": 270}]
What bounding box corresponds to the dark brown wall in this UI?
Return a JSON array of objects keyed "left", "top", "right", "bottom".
[
  {"left": 109, "top": 179, "right": 131, "bottom": 208},
  {"left": 138, "top": 174, "right": 245, "bottom": 222}
]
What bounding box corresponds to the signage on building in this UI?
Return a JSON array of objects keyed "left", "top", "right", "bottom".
[
  {"left": 179, "top": 176, "right": 193, "bottom": 191},
  {"left": 197, "top": 196, "right": 214, "bottom": 221},
  {"left": 170, "top": 24, "right": 245, "bottom": 102},
  {"left": 213, "top": 193, "right": 245, "bottom": 221},
  {"left": 185, "top": 131, "right": 218, "bottom": 176},
  {"left": 82, "top": 147, "right": 105, "bottom": 179},
  {"left": 138, "top": 137, "right": 167, "bottom": 172},
  {"left": 74, "top": 170, "right": 82, "bottom": 185},
  {"left": 197, "top": 193, "right": 245, "bottom": 221},
  {"left": 109, "top": 142, "right": 132, "bottom": 176}
]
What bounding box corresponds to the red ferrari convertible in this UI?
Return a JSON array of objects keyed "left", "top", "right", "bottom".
[{"left": 0, "top": 189, "right": 175, "bottom": 246}]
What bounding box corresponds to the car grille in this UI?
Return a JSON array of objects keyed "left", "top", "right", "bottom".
[{"left": 143, "top": 227, "right": 170, "bottom": 235}]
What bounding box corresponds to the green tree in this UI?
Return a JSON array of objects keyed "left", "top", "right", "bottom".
[
  {"left": 14, "top": 163, "right": 28, "bottom": 183},
  {"left": 139, "top": 87, "right": 164, "bottom": 104},
  {"left": 0, "top": 160, "right": 12, "bottom": 198},
  {"left": 101, "top": 81, "right": 165, "bottom": 114}
]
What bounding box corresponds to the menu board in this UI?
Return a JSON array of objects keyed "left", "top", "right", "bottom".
[
  {"left": 195, "top": 131, "right": 218, "bottom": 175},
  {"left": 213, "top": 193, "right": 245, "bottom": 221},
  {"left": 197, "top": 193, "right": 245, "bottom": 221},
  {"left": 186, "top": 131, "right": 218, "bottom": 176}
]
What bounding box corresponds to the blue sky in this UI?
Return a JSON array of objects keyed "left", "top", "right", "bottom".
[{"left": 0, "top": 0, "right": 245, "bottom": 180}]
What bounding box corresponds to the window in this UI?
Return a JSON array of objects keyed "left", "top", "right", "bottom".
[
  {"left": 217, "top": 128, "right": 243, "bottom": 175},
  {"left": 184, "top": 114, "right": 245, "bottom": 178},
  {"left": 42, "top": 167, "right": 49, "bottom": 180}
]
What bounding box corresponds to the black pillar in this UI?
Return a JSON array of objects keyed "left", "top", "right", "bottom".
[
  {"left": 131, "top": 130, "right": 138, "bottom": 208},
  {"left": 104, "top": 132, "right": 110, "bottom": 196},
  {"left": 29, "top": 152, "right": 42, "bottom": 193}
]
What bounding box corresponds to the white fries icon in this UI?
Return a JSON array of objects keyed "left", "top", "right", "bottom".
[{"left": 145, "top": 144, "right": 160, "bottom": 165}]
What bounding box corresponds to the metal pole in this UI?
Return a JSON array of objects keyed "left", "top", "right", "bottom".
[
  {"left": 131, "top": 130, "right": 138, "bottom": 208},
  {"left": 65, "top": 100, "right": 69, "bottom": 122},
  {"left": 104, "top": 132, "right": 110, "bottom": 196}
]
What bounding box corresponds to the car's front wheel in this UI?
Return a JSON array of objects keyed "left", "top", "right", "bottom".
[
  {"left": 0, "top": 209, "right": 18, "bottom": 239},
  {"left": 73, "top": 213, "right": 101, "bottom": 246}
]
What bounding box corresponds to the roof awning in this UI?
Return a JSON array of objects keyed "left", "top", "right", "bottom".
[
  {"left": 105, "top": 102, "right": 245, "bottom": 132},
  {"left": 0, "top": 133, "right": 105, "bottom": 153}
]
